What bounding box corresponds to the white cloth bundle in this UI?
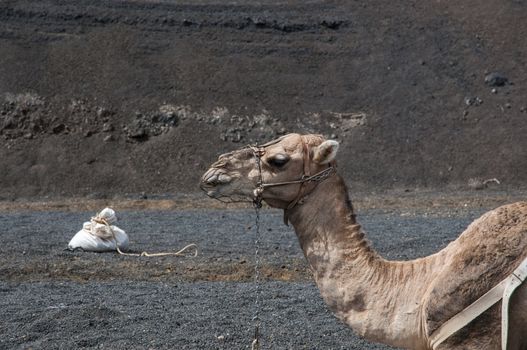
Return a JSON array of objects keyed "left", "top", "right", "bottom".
[{"left": 68, "top": 208, "right": 129, "bottom": 252}]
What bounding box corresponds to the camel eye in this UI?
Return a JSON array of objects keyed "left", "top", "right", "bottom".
[{"left": 267, "top": 154, "right": 290, "bottom": 168}]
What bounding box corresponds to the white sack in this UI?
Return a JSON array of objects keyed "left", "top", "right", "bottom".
[{"left": 68, "top": 208, "right": 129, "bottom": 252}]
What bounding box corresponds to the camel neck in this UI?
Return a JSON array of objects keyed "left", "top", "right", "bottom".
[
  {"left": 287, "top": 174, "right": 379, "bottom": 272},
  {"left": 287, "top": 174, "right": 439, "bottom": 349}
]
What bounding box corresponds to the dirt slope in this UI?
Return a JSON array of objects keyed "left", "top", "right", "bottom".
[{"left": 0, "top": 0, "right": 526, "bottom": 199}]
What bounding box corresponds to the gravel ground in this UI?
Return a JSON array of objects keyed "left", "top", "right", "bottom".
[{"left": 0, "top": 205, "right": 490, "bottom": 349}]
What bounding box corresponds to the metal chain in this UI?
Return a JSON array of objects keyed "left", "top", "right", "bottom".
[
  {"left": 247, "top": 141, "right": 334, "bottom": 349},
  {"left": 251, "top": 203, "right": 262, "bottom": 350}
]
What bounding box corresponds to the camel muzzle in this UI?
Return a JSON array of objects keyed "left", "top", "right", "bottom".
[
  {"left": 201, "top": 168, "right": 232, "bottom": 187},
  {"left": 199, "top": 167, "right": 233, "bottom": 197}
]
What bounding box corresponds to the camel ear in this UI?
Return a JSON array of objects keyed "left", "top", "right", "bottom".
[{"left": 313, "top": 140, "right": 339, "bottom": 164}]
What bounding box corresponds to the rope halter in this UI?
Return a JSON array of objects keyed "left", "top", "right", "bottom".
[{"left": 248, "top": 136, "right": 335, "bottom": 219}]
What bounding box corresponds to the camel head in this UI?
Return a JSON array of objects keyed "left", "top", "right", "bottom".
[{"left": 200, "top": 133, "right": 339, "bottom": 209}]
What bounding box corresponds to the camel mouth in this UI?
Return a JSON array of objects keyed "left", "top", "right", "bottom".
[
  {"left": 200, "top": 168, "right": 254, "bottom": 204},
  {"left": 200, "top": 168, "right": 233, "bottom": 197},
  {"left": 201, "top": 168, "right": 232, "bottom": 187}
]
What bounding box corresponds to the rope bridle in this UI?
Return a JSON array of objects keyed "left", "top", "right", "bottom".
[
  {"left": 248, "top": 136, "right": 335, "bottom": 218},
  {"left": 247, "top": 136, "right": 335, "bottom": 349}
]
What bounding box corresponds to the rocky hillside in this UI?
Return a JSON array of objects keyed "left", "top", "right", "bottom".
[{"left": 0, "top": 0, "right": 526, "bottom": 199}]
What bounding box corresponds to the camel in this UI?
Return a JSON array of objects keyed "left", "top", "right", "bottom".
[{"left": 200, "top": 133, "right": 527, "bottom": 350}]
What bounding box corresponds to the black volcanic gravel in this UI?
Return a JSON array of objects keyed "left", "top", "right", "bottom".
[{"left": 0, "top": 207, "right": 488, "bottom": 349}]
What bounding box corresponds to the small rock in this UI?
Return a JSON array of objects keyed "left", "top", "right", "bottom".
[
  {"left": 24, "top": 133, "right": 33, "bottom": 139},
  {"left": 86, "top": 192, "right": 107, "bottom": 199},
  {"left": 464, "top": 96, "right": 482, "bottom": 107},
  {"left": 102, "top": 123, "right": 114, "bottom": 132},
  {"left": 491, "top": 88, "right": 498, "bottom": 94},
  {"left": 52, "top": 123, "right": 66, "bottom": 134},
  {"left": 231, "top": 132, "right": 242, "bottom": 143},
  {"left": 103, "top": 135, "right": 113, "bottom": 142},
  {"left": 468, "top": 178, "right": 485, "bottom": 190},
  {"left": 468, "top": 178, "right": 500, "bottom": 190},
  {"left": 96, "top": 107, "right": 112, "bottom": 118},
  {"left": 520, "top": 106, "right": 526, "bottom": 113},
  {"left": 29, "top": 122, "right": 40, "bottom": 133},
  {"left": 129, "top": 128, "right": 147, "bottom": 139},
  {"left": 320, "top": 19, "right": 342, "bottom": 29},
  {"left": 484, "top": 72, "right": 508, "bottom": 87},
  {"left": 83, "top": 130, "right": 93, "bottom": 137},
  {"left": 505, "top": 103, "right": 512, "bottom": 109},
  {"left": 2, "top": 116, "right": 15, "bottom": 129},
  {"left": 156, "top": 110, "right": 179, "bottom": 127},
  {"left": 217, "top": 335, "right": 225, "bottom": 341}
]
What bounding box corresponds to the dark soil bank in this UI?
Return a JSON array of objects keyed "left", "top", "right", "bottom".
[
  {"left": 0, "top": 207, "right": 488, "bottom": 349},
  {"left": 1, "top": 0, "right": 527, "bottom": 199}
]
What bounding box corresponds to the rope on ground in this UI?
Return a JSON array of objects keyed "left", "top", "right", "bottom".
[{"left": 91, "top": 216, "right": 198, "bottom": 258}]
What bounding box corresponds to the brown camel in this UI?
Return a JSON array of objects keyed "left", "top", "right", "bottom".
[{"left": 200, "top": 133, "right": 527, "bottom": 350}]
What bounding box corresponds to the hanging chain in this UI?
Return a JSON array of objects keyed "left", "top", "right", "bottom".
[
  {"left": 247, "top": 140, "right": 333, "bottom": 349},
  {"left": 251, "top": 201, "right": 262, "bottom": 350}
]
